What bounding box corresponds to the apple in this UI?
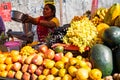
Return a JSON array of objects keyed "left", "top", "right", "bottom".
[
  {"left": 22, "top": 64, "right": 29, "bottom": 73},
  {"left": 35, "top": 66, "right": 44, "bottom": 76},
  {"left": 7, "top": 70, "right": 16, "bottom": 78},
  {"left": 25, "top": 54, "right": 35, "bottom": 64},
  {"left": 12, "top": 62, "right": 21, "bottom": 71},
  {"left": 38, "top": 44, "right": 48, "bottom": 53},
  {"left": 28, "top": 64, "right": 37, "bottom": 74},
  {"left": 22, "top": 72, "right": 30, "bottom": 80},
  {"left": 44, "top": 49, "right": 55, "bottom": 59},
  {"left": 18, "top": 55, "right": 27, "bottom": 64},
  {"left": 38, "top": 52, "right": 45, "bottom": 58},
  {"left": 31, "top": 73, "right": 38, "bottom": 80},
  {"left": 54, "top": 52, "right": 63, "bottom": 61},
  {"left": 15, "top": 71, "right": 23, "bottom": 80},
  {"left": 6, "top": 64, "right": 13, "bottom": 71},
  {"left": 32, "top": 54, "right": 43, "bottom": 65}
]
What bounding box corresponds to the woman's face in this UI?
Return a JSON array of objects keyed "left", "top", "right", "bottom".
[{"left": 43, "top": 5, "right": 54, "bottom": 18}]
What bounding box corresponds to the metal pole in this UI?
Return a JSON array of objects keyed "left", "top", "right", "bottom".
[{"left": 60, "top": 0, "right": 63, "bottom": 26}]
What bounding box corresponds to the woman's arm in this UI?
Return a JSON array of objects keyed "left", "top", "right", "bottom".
[
  {"left": 39, "top": 20, "right": 57, "bottom": 28},
  {"left": 27, "top": 16, "right": 39, "bottom": 25}
]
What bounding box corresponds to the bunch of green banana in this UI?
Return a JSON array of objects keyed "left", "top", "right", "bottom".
[{"left": 95, "top": 7, "right": 108, "bottom": 20}]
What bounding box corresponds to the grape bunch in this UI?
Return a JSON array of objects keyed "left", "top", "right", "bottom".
[{"left": 46, "top": 24, "right": 70, "bottom": 47}]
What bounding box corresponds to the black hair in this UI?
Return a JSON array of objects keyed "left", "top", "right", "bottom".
[{"left": 45, "top": 4, "right": 56, "bottom": 17}]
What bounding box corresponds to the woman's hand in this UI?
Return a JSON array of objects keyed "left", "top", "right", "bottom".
[{"left": 22, "top": 14, "right": 30, "bottom": 23}]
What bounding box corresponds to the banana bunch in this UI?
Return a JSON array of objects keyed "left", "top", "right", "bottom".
[
  {"left": 91, "top": 8, "right": 108, "bottom": 26},
  {"left": 95, "top": 7, "right": 108, "bottom": 20}
]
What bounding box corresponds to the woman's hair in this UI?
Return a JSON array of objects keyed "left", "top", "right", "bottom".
[{"left": 45, "top": 4, "right": 56, "bottom": 17}]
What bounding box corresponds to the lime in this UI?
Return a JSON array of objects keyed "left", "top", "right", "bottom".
[{"left": 54, "top": 45, "right": 64, "bottom": 53}]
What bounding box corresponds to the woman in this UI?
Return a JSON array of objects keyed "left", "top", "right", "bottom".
[{"left": 23, "top": 4, "right": 60, "bottom": 44}]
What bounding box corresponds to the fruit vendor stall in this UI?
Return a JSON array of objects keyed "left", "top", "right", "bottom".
[{"left": 1, "top": 0, "right": 120, "bottom": 80}]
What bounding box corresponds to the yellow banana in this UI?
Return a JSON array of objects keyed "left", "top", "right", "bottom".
[
  {"left": 99, "top": 14, "right": 104, "bottom": 20},
  {"left": 101, "top": 9, "right": 106, "bottom": 17},
  {"left": 96, "top": 9, "right": 101, "bottom": 16}
]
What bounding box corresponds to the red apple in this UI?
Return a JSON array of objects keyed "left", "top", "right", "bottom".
[
  {"left": 28, "top": 64, "right": 37, "bottom": 74},
  {"left": 44, "top": 49, "right": 55, "bottom": 59},
  {"left": 32, "top": 54, "right": 43, "bottom": 65},
  {"left": 35, "top": 66, "right": 44, "bottom": 76},
  {"left": 22, "top": 64, "right": 29, "bottom": 73},
  {"left": 38, "top": 44, "right": 48, "bottom": 53},
  {"left": 18, "top": 55, "right": 27, "bottom": 64},
  {"left": 25, "top": 54, "right": 35, "bottom": 64},
  {"left": 22, "top": 72, "right": 30, "bottom": 80},
  {"left": 12, "top": 62, "right": 21, "bottom": 71},
  {"left": 38, "top": 52, "right": 45, "bottom": 58},
  {"left": 7, "top": 70, "right": 16, "bottom": 78},
  {"left": 54, "top": 52, "right": 63, "bottom": 61},
  {"left": 31, "top": 73, "right": 38, "bottom": 80}
]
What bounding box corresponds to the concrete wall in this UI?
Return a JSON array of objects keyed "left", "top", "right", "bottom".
[{"left": 1, "top": 0, "right": 120, "bottom": 40}]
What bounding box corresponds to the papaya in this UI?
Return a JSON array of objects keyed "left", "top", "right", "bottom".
[
  {"left": 90, "top": 44, "right": 113, "bottom": 77},
  {"left": 104, "top": 3, "right": 120, "bottom": 26}
]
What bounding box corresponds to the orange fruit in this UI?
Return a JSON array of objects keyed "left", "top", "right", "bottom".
[
  {"left": 62, "top": 74, "right": 72, "bottom": 80},
  {"left": 76, "top": 68, "right": 89, "bottom": 80},
  {"left": 6, "top": 64, "right": 13, "bottom": 71},
  {"left": 12, "top": 55, "right": 21, "bottom": 63},
  {"left": 65, "top": 52, "right": 73, "bottom": 58},
  {"left": 1, "top": 71, "right": 8, "bottom": 77},
  {"left": 69, "top": 58, "right": 78, "bottom": 65},
  {"left": 58, "top": 68, "right": 67, "bottom": 77},
  {"left": 55, "top": 61, "right": 64, "bottom": 69},
  {"left": 89, "top": 69, "right": 102, "bottom": 80},
  {"left": 61, "top": 56, "right": 69, "bottom": 63},
  {"left": 10, "top": 50, "right": 19, "bottom": 57},
  {"left": 68, "top": 66, "right": 77, "bottom": 77},
  {"left": 0, "top": 55, "right": 6, "bottom": 64},
  {"left": 51, "top": 67, "right": 59, "bottom": 76},
  {"left": 0, "top": 64, "right": 6, "bottom": 71},
  {"left": 5, "top": 57, "right": 12, "bottom": 64}
]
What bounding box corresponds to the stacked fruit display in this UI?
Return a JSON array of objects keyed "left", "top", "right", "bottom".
[{"left": 0, "top": 45, "right": 105, "bottom": 80}]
